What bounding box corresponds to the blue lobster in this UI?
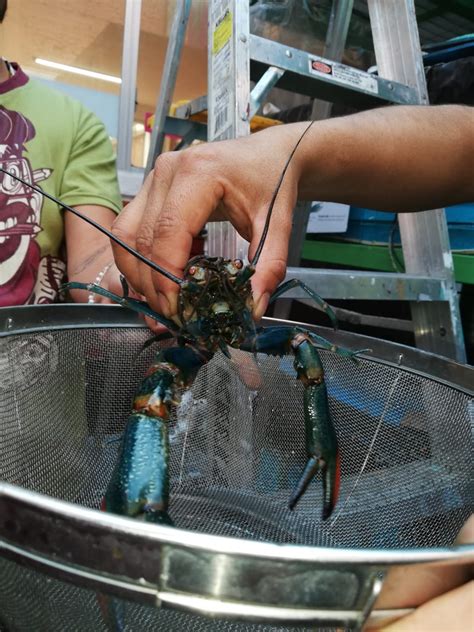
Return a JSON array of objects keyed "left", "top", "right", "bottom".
[{"left": 0, "top": 121, "right": 365, "bottom": 526}]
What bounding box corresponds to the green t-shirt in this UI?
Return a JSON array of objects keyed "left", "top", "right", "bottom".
[{"left": 0, "top": 63, "right": 122, "bottom": 305}]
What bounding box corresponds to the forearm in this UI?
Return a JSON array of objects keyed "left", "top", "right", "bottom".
[
  {"left": 111, "top": 103, "right": 472, "bottom": 318},
  {"left": 294, "top": 105, "right": 474, "bottom": 212},
  {"left": 65, "top": 205, "right": 117, "bottom": 301}
]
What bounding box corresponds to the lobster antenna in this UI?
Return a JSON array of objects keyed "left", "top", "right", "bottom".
[
  {"left": 250, "top": 120, "right": 315, "bottom": 267},
  {"left": 0, "top": 167, "right": 183, "bottom": 286}
]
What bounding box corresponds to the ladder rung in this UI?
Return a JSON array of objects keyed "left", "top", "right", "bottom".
[
  {"left": 282, "top": 269, "right": 447, "bottom": 301},
  {"left": 250, "top": 35, "right": 419, "bottom": 108},
  {"left": 163, "top": 116, "right": 207, "bottom": 141}
]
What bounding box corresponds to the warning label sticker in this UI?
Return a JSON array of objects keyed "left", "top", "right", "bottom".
[
  {"left": 212, "top": 8, "right": 232, "bottom": 55},
  {"left": 311, "top": 60, "right": 333, "bottom": 75},
  {"left": 308, "top": 56, "right": 379, "bottom": 95},
  {"left": 210, "top": 1, "right": 233, "bottom": 139}
]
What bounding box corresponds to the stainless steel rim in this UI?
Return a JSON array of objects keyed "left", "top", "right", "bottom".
[
  {"left": 1, "top": 304, "right": 472, "bottom": 394},
  {"left": 1, "top": 483, "right": 472, "bottom": 564},
  {"left": 1, "top": 482, "right": 473, "bottom": 628}
]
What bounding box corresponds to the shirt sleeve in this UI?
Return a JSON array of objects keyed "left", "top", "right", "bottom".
[{"left": 59, "top": 105, "right": 122, "bottom": 214}]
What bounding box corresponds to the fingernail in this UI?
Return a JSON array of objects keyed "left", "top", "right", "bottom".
[
  {"left": 158, "top": 293, "right": 178, "bottom": 319},
  {"left": 158, "top": 294, "right": 172, "bottom": 319},
  {"left": 254, "top": 292, "right": 270, "bottom": 321}
]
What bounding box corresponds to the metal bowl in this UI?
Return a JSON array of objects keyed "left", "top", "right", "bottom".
[{"left": 0, "top": 305, "right": 472, "bottom": 632}]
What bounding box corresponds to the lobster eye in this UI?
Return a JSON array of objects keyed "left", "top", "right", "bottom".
[
  {"left": 225, "top": 259, "right": 244, "bottom": 276},
  {"left": 188, "top": 265, "right": 205, "bottom": 280}
]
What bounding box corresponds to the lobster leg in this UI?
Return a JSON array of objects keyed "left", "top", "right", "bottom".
[
  {"left": 103, "top": 346, "right": 209, "bottom": 525},
  {"left": 244, "top": 326, "right": 367, "bottom": 362},
  {"left": 62, "top": 280, "right": 179, "bottom": 333},
  {"left": 241, "top": 326, "right": 364, "bottom": 520},
  {"left": 269, "top": 279, "right": 338, "bottom": 330}
]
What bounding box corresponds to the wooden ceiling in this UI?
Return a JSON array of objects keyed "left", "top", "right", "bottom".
[
  {"left": 1, "top": 1, "right": 472, "bottom": 127},
  {"left": 1, "top": 0, "right": 209, "bottom": 124}
]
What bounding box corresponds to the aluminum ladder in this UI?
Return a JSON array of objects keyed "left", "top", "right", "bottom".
[{"left": 142, "top": 0, "right": 465, "bottom": 362}]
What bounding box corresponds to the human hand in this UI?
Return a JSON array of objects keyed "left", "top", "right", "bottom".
[
  {"left": 111, "top": 122, "right": 313, "bottom": 322},
  {"left": 107, "top": 105, "right": 473, "bottom": 326},
  {"left": 365, "top": 515, "right": 474, "bottom": 631}
]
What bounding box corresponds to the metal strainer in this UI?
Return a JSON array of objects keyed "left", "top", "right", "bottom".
[{"left": 0, "top": 305, "right": 472, "bottom": 631}]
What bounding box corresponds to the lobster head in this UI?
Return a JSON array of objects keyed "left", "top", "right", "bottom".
[{"left": 179, "top": 255, "right": 255, "bottom": 351}]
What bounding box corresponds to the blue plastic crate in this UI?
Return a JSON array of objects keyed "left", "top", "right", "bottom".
[{"left": 338, "top": 203, "right": 474, "bottom": 252}]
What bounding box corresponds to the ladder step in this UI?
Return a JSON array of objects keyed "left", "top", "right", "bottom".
[
  {"left": 282, "top": 269, "right": 446, "bottom": 301},
  {"left": 250, "top": 35, "right": 419, "bottom": 108}
]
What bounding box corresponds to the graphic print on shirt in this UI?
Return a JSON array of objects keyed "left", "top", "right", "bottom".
[{"left": 0, "top": 105, "right": 64, "bottom": 305}]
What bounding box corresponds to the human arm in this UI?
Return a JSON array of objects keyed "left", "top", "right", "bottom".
[
  {"left": 60, "top": 105, "right": 123, "bottom": 302},
  {"left": 296, "top": 104, "right": 473, "bottom": 212},
  {"left": 64, "top": 205, "right": 123, "bottom": 303},
  {"left": 111, "top": 104, "right": 474, "bottom": 320}
]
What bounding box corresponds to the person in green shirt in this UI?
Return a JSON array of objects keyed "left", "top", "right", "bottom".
[{"left": 0, "top": 58, "right": 122, "bottom": 306}]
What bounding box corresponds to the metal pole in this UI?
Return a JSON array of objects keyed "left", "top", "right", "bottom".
[
  {"left": 367, "top": 0, "right": 466, "bottom": 362},
  {"left": 275, "top": 0, "right": 354, "bottom": 321},
  {"left": 117, "top": 0, "right": 142, "bottom": 171},
  {"left": 207, "top": 0, "right": 250, "bottom": 261},
  {"left": 145, "top": 0, "right": 192, "bottom": 176},
  {"left": 311, "top": 0, "right": 354, "bottom": 120}
]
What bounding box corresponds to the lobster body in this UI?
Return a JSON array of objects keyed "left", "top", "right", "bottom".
[{"left": 93, "top": 276, "right": 357, "bottom": 524}]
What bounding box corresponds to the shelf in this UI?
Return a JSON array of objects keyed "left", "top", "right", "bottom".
[{"left": 302, "top": 240, "right": 474, "bottom": 285}]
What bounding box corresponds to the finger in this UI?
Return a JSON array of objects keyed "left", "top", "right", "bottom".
[
  {"left": 99, "top": 268, "right": 168, "bottom": 335},
  {"left": 249, "top": 190, "right": 296, "bottom": 321},
  {"left": 377, "top": 581, "right": 473, "bottom": 632},
  {"left": 228, "top": 348, "right": 262, "bottom": 389},
  {"left": 144, "top": 314, "right": 169, "bottom": 335},
  {"left": 455, "top": 514, "right": 474, "bottom": 546},
  {"left": 374, "top": 562, "right": 471, "bottom": 613},
  {"left": 150, "top": 162, "right": 225, "bottom": 318},
  {"left": 374, "top": 515, "right": 474, "bottom": 612},
  {"left": 133, "top": 153, "right": 189, "bottom": 317},
  {"left": 111, "top": 171, "right": 154, "bottom": 294}
]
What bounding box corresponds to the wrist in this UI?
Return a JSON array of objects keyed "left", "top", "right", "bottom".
[
  {"left": 87, "top": 262, "right": 114, "bottom": 303},
  {"left": 293, "top": 120, "right": 334, "bottom": 201},
  {"left": 261, "top": 121, "right": 320, "bottom": 206}
]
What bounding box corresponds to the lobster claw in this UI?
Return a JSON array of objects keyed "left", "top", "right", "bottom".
[
  {"left": 143, "top": 503, "right": 174, "bottom": 526},
  {"left": 289, "top": 332, "right": 341, "bottom": 521},
  {"left": 288, "top": 449, "right": 340, "bottom": 521}
]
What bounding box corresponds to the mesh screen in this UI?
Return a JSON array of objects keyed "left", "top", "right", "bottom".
[{"left": 0, "top": 327, "right": 472, "bottom": 631}]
